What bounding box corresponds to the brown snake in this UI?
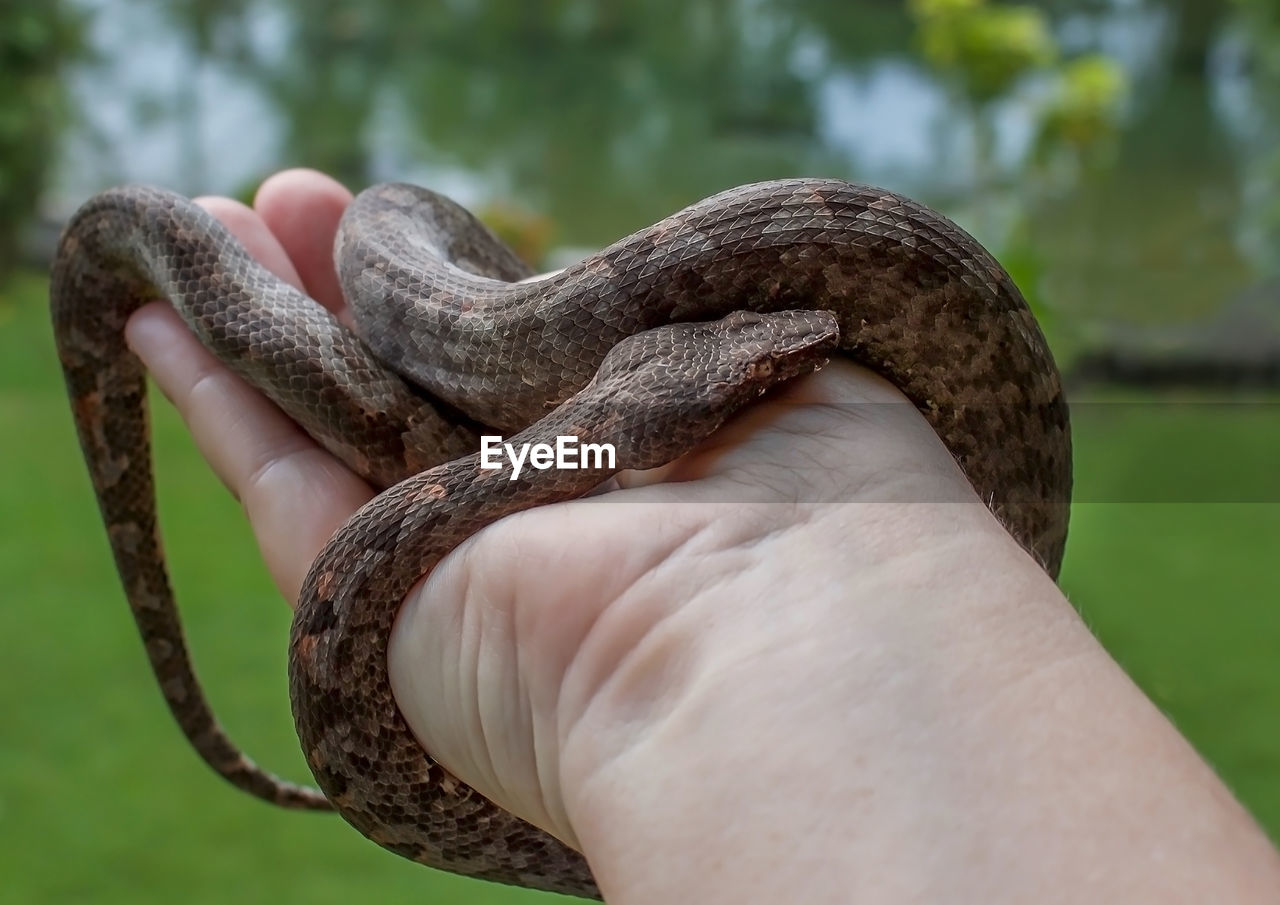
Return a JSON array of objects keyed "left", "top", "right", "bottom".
[{"left": 50, "top": 178, "right": 1071, "bottom": 899}]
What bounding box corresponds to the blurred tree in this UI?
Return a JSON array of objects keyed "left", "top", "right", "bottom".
[
  {"left": 0, "top": 0, "right": 84, "bottom": 277},
  {"left": 906, "top": 0, "right": 1126, "bottom": 332},
  {"left": 149, "top": 0, "right": 258, "bottom": 187},
  {"left": 97, "top": 0, "right": 1136, "bottom": 260},
  {"left": 53, "top": 0, "right": 1145, "bottom": 281},
  {"left": 908, "top": 0, "right": 1125, "bottom": 196},
  {"left": 232, "top": 0, "right": 854, "bottom": 243},
  {"left": 912, "top": 0, "right": 1058, "bottom": 104},
  {"left": 1230, "top": 0, "right": 1280, "bottom": 271},
  {"left": 1164, "top": 0, "right": 1231, "bottom": 75}
]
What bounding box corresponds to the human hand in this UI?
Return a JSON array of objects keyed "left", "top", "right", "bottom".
[{"left": 126, "top": 169, "right": 1280, "bottom": 904}]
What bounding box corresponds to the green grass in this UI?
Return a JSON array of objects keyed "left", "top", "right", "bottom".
[
  {"left": 0, "top": 271, "right": 567, "bottom": 905},
  {"left": 2, "top": 269, "right": 1277, "bottom": 902}
]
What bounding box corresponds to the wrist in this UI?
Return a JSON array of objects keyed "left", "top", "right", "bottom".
[{"left": 558, "top": 496, "right": 1063, "bottom": 900}]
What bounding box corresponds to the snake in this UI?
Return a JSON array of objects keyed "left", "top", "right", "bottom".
[{"left": 50, "top": 178, "right": 1071, "bottom": 900}]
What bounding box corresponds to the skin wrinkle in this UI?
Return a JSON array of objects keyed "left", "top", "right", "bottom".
[
  {"left": 551, "top": 509, "right": 713, "bottom": 733},
  {"left": 559, "top": 500, "right": 798, "bottom": 756},
  {"left": 561, "top": 575, "right": 704, "bottom": 775},
  {"left": 518, "top": 623, "right": 569, "bottom": 848},
  {"left": 469, "top": 573, "right": 525, "bottom": 830},
  {"left": 515, "top": 514, "right": 625, "bottom": 853},
  {"left": 406, "top": 550, "right": 516, "bottom": 816},
  {"left": 239, "top": 428, "right": 318, "bottom": 502},
  {"left": 462, "top": 537, "right": 564, "bottom": 841},
  {"left": 475, "top": 521, "right": 598, "bottom": 848},
  {"left": 697, "top": 501, "right": 818, "bottom": 554}
]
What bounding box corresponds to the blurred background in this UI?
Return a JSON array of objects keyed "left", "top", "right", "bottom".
[{"left": 1, "top": 0, "right": 1277, "bottom": 902}]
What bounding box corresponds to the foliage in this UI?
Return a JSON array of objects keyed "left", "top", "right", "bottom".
[
  {"left": 906, "top": 0, "right": 1127, "bottom": 331},
  {"left": 908, "top": 0, "right": 1126, "bottom": 185},
  {"left": 476, "top": 202, "right": 556, "bottom": 271},
  {"left": 0, "top": 0, "right": 85, "bottom": 277},
  {"left": 1230, "top": 0, "right": 1280, "bottom": 269},
  {"left": 910, "top": 0, "right": 1057, "bottom": 102},
  {"left": 1036, "top": 55, "right": 1126, "bottom": 157}
]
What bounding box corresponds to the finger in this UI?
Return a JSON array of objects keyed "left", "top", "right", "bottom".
[
  {"left": 189, "top": 195, "right": 307, "bottom": 292},
  {"left": 253, "top": 168, "right": 353, "bottom": 317},
  {"left": 125, "top": 302, "right": 374, "bottom": 603}
]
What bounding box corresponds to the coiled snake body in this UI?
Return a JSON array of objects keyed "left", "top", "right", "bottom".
[{"left": 51, "top": 178, "right": 1071, "bottom": 899}]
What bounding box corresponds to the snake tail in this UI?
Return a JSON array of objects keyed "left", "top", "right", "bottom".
[{"left": 51, "top": 189, "right": 332, "bottom": 809}]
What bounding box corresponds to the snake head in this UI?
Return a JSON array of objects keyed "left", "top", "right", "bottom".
[{"left": 583, "top": 309, "right": 840, "bottom": 471}]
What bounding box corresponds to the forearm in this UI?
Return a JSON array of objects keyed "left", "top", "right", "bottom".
[{"left": 561, "top": 502, "right": 1280, "bottom": 905}]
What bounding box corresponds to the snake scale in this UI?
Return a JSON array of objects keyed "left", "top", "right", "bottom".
[{"left": 50, "top": 178, "right": 1071, "bottom": 899}]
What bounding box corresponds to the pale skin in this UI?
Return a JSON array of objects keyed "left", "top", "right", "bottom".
[{"left": 125, "top": 168, "right": 1280, "bottom": 904}]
